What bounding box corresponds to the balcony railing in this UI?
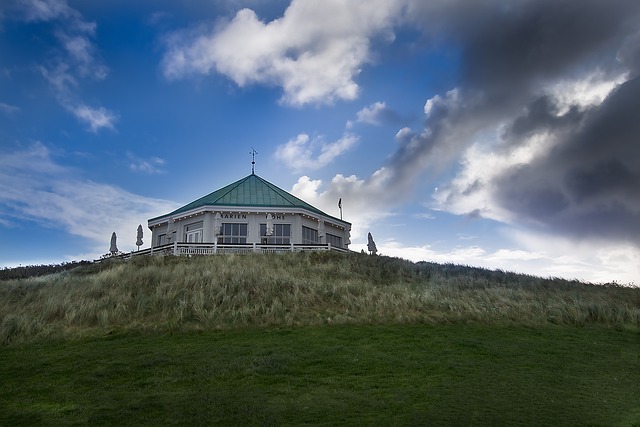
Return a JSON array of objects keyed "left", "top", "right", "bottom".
[{"left": 125, "top": 242, "right": 348, "bottom": 258}]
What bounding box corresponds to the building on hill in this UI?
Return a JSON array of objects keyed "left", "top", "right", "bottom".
[{"left": 147, "top": 173, "right": 351, "bottom": 255}]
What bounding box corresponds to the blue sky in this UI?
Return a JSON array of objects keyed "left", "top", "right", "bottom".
[{"left": 1, "top": 0, "right": 640, "bottom": 284}]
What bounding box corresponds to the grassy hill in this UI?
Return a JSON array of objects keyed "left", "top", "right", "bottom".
[
  {"left": 1, "top": 252, "right": 639, "bottom": 425},
  {"left": 1, "top": 252, "right": 638, "bottom": 344}
]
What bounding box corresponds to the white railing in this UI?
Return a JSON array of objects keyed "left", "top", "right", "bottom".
[{"left": 129, "top": 242, "right": 348, "bottom": 258}]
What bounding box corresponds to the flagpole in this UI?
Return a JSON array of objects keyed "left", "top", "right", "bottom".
[{"left": 338, "top": 198, "right": 342, "bottom": 220}]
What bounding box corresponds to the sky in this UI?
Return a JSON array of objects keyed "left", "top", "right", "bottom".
[{"left": 1, "top": 0, "right": 639, "bottom": 285}]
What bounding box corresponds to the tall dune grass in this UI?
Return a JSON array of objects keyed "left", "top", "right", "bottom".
[{"left": 1, "top": 252, "right": 638, "bottom": 344}]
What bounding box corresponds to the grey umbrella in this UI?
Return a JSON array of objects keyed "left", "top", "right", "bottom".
[
  {"left": 136, "top": 224, "right": 143, "bottom": 250},
  {"left": 367, "top": 232, "right": 377, "bottom": 256},
  {"left": 110, "top": 232, "right": 119, "bottom": 255}
]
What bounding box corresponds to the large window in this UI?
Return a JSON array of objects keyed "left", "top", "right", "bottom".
[
  {"left": 260, "top": 223, "right": 291, "bottom": 245},
  {"left": 218, "top": 223, "right": 247, "bottom": 244},
  {"left": 185, "top": 221, "right": 203, "bottom": 243},
  {"left": 157, "top": 234, "right": 167, "bottom": 246},
  {"left": 326, "top": 233, "right": 342, "bottom": 248},
  {"left": 302, "top": 226, "right": 319, "bottom": 244}
]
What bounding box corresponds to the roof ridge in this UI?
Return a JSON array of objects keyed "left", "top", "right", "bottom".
[
  {"left": 210, "top": 174, "right": 253, "bottom": 204},
  {"left": 257, "top": 175, "right": 313, "bottom": 208},
  {"left": 149, "top": 173, "right": 349, "bottom": 225},
  {"left": 255, "top": 176, "right": 343, "bottom": 221}
]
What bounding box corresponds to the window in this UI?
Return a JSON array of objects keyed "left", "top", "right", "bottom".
[
  {"left": 218, "top": 223, "right": 247, "bottom": 244},
  {"left": 260, "top": 223, "right": 291, "bottom": 244},
  {"left": 326, "top": 233, "right": 342, "bottom": 248},
  {"left": 186, "top": 229, "right": 202, "bottom": 243},
  {"left": 302, "top": 226, "right": 319, "bottom": 244},
  {"left": 185, "top": 221, "right": 203, "bottom": 243},
  {"left": 157, "top": 234, "right": 167, "bottom": 246}
]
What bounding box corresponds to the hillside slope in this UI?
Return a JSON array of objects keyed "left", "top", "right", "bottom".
[{"left": 1, "top": 252, "right": 639, "bottom": 344}]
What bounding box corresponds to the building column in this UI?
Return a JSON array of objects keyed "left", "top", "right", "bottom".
[
  {"left": 292, "top": 214, "right": 302, "bottom": 244},
  {"left": 150, "top": 227, "right": 157, "bottom": 248},
  {"left": 175, "top": 221, "right": 184, "bottom": 243},
  {"left": 248, "top": 213, "right": 259, "bottom": 244},
  {"left": 203, "top": 212, "right": 214, "bottom": 243}
]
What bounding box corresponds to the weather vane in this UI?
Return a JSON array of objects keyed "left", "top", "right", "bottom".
[{"left": 250, "top": 147, "right": 258, "bottom": 174}]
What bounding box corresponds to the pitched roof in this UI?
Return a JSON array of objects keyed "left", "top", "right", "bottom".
[{"left": 150, "top": 173, "right": 348, "bottom": 224}]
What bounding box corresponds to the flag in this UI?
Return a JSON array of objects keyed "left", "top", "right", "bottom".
[{"left": 338, "top": 198, "right": 342, "bottom": 209}]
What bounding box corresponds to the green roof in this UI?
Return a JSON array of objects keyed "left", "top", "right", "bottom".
[{"left": 150, "top": 174, "right": 348, "bottom": 224}]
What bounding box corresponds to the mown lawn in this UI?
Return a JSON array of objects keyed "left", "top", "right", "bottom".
[{"left": 1, "top": 324, "right": 638, "bottom": 426}]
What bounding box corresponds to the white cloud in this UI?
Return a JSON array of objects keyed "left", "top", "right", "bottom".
[
  {"left": 20, "top": 0, "right": 73, "bottom": 22},
  {"left": 363, "top": 237, "right": 638, "bottom": 285},
  {"left": 275, "top": 132, "right": 358, "bottom": 172},
  {"left": 162, "top": 0, "right": 402, "bottom": 105},
  {"left": 0, "top": 102, "right": 20, "bottom": 114},
  {"left": 24, "top": 0, "right": 114, "bottom": 132},
  {"left": 414, "top": 212, "right": 436, "bottom": 220},
  {"left": 0, "top": 143, "right": 179, "bottom": 258},
  {"left": 372, "top": 240, "right": 487, "bottom": 265},
  {"left": 70, "top": 104, "right": 117, "bottom": 133},
  {"left": 456, "top": 233, "right": 477, "bottom": 241},
  {"left": 395, "top": 127, "right": 412, "bottom": 140},
  {"left": 290, "top": 168, "right": 396, "bottom": 241},
  {"left": 509, "top": 229, "right": 640, "bottom": 284},
  {"left": 56, "top": 31, "right": 108, "bottom": 79},
  {"left": 39, "top": 63, "right": 77, "bottom": 94},
  {"left": 128, "top": 153, "right": 166, "bottom": 175},
  {"left": 40, "top": 65, "right": 116, "bottom": 132},
  {"left": 546, "top": 70, "right": 627, "bottom": 115},
  {"left": 356, "top": 101, "right": 387, "bottom": 125},
  {"left": 424, "top": 88, "right": 459, "bottom": 116},
  {"left": 433, "top": 136, "right": 546, "bottom": 223},
  {"left": 484, "top": 248, "right": 545, "bottom": 262}
]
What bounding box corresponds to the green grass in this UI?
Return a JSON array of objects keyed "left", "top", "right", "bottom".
[
  {"left": 1, "top": 324, "right": 638, "bottom": 426},
  {"left": 1, "top": 253, "right": 639, "bottom": 424}
]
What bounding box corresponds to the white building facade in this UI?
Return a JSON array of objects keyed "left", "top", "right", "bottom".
[{"left": 147, "top": 173, "right": 351, "bottom": 255}]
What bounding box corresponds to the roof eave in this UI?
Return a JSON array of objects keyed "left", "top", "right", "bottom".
[{"left": 148, "top": 204, "right": 351, "bottom": 228}]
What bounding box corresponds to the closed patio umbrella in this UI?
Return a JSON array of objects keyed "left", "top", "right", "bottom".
[
  {"left": 136, "top": 224, "right": 143, "bottom": 250},
  {"left": 110, "top": 232, "right": 118, "bottom": 255}
]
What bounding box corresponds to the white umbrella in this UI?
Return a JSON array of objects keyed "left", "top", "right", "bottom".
[{"left": 266, "top": 213, "right": 274, "bottom": 236}]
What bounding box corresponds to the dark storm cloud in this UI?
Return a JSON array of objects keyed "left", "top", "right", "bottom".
[
  {"left": 387, "top": 0, "right": 640, "bottom": 244},
  {"left": 494, "top": 76, "right": 640, "bottom": 242},
  {"left": 459, "top": 0, "right": 632, "bottom": 91},
  {"left": 388, "top": 0, "right": 639, "bottom": 182},
  {"left": 506, "top": 96, "right": 583, "bottom": 140},
  {"left": 566, "top": 159, "right": 636, "bottom": 203},
  {"left": 617, "top": 31, "right": 640, "bottom": 76}
]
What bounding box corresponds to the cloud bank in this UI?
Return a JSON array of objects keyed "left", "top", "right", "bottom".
[
  {"left": 284, "top": 0, "right": 640, "bottom": 248},
  {"left": 162, "top": 0, "right": 402, "bottom": 106},
  {"left": 405, "top": 0, "right": 640, "bottom": 246},
  {"left": 262, "top": 0, "right": 639, "bottom": 284},
  {"left": 0, "top": 143, "right": 178, "bottom": 258}
]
